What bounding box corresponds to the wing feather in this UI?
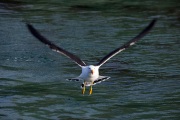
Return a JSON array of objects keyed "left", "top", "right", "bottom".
[
  {"left": 27, "top": 24, "right": 86, "bottom": 67},
  {"left": 97, "top": 19, "right": 157, "bottom": 67}
]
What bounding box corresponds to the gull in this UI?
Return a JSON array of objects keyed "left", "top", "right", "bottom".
[{"left": 27, "top": 19, "right": 157, "bottom": 95}]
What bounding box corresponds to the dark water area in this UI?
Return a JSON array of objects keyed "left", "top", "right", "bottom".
[{"left": 0, "top": 0, "right": 179, "bottom": 119}]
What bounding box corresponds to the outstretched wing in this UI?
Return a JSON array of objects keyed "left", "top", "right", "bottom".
[
  {"left": 27, "top": 24, "right": 86, "bottom": 67},
  {"left": 97, "top": 19, "right": 157, "bottom": 67}
]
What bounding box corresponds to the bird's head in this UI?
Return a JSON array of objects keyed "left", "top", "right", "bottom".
[
  {"left": 80, "top": 65, "right": 99, "bottom": 78},
  {"left": 88, "top": 65, "right": 95, "bottom": 75},
  {"left": 87, "top": 65, "right": 99, "bottom": 76}
]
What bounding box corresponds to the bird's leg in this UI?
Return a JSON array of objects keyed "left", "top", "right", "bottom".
[
  {"left": 89, "top": 82, "right": 93, "bottom": 95},
  {"left": 89, "top": 85, "right": 93, "bottom": 95},
  {"left": 82, "top": 82, "right": 86, "bottom": 95}
]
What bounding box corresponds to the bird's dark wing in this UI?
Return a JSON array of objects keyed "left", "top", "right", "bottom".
[
  {"left": 27, "top": 24, "right": 86, "bottom": 67},
  {"left": 97, "top": 19, "right": 157, "bottom": 67}
]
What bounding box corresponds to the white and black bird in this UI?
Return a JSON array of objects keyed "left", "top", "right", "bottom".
[{"left": 27, "top": 19, "right": 157, "bottom": 95}]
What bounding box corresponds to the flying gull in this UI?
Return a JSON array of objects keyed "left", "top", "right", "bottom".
[{"left": 27, "top": 19, "right": 157, "bottom": 95}]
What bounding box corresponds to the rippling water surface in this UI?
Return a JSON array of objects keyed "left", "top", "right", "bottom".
[{"left": 0, "top": 0, "right": 179, "bottom": 119}]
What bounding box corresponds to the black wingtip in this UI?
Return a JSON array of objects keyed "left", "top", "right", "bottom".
[
  {"left": 26, "top": 23, "right": 48, "bottom": 44},
  {"left": 26, "top": 23, "right": 31, "bottom": 28},
  {"left": 26, "top": 23, "right": 35, "bottom": 34},
  {"left": 148, "top": 18, "right": 157, "bottom": 30},
  {"left": 145, "top": 18, "right": 157, "bottom": 31},
  {"left": 151, "top": 18, "right": 157, "bottom": 26},
  {"left": 26, "top": 23, "right": 34, "bottom": 34},
  {"left": 152, "top": 18, "right": 158, "bottom": 22}
]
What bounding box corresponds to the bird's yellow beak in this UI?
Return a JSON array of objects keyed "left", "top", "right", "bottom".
[{"left": 91, "top": 70, "right": 94, "bottom": 74}]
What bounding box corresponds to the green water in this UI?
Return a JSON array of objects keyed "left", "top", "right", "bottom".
[{"left": 0, "top": 0, "right": 179, "bottom": 119}]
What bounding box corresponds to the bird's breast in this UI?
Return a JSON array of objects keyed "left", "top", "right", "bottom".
[{"left": 79, "top": 73, "right": 99, "bottom": 82}]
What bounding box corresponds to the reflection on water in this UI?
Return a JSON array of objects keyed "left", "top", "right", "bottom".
[{"left": 0, "top": 0, "right": 179, "bottom": 119}]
